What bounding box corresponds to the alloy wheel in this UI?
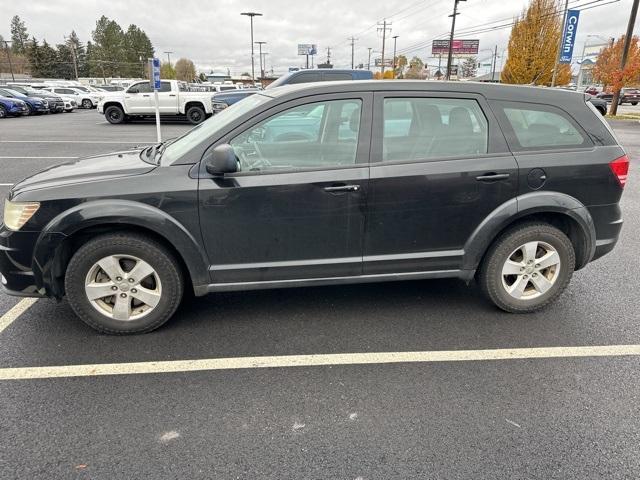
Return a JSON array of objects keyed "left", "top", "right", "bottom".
[
  {"left": 501, "top": 241, "right": 561, "bottom": 300},
  {"left": 84, "top": 255, "right": 162, "bottom": 321}
]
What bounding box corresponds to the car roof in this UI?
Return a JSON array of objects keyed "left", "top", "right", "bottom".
[{"left": 262, "top": 80, "right": 586, "bottom": 104}]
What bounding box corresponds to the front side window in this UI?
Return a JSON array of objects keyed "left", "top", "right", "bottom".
[
  {"left": 382, "top": 97, "right": 488, "bottom": 162},
  {"left": 230, "top": 99, "right": 362, "bottom": 172},
  {"left": 129, "top": 82, "right": 151, "bottom": 93},
  {"left": 501, "top": 103, "right": 587, "bottom": 149}
]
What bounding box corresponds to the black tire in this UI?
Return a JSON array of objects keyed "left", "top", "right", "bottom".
[
  {"left": 632, "top": 102, "right": 638, "bottom": 106},
  {"left": 478, "top": 223, "right": 575, "bottom": 313},
  {"left": 597, "top": 106, "right": 606, "bottom": 116},
  {"left": 82, "top": 99, "right": 93, "bottom": 109},
  {"left": 186, "top": 105, "right": 206, "bottom": 124},
  {"left": 65, "top": 233, "right": 184, "bottom": 334},
  {"left": 25, "top": 103, "right": 33, "bottom": 116},
  {"left": 105, "top": 105, "right": 125, "bottom": 124},
  {"left": 0, "top": 105, "right": 6, "bottom": 118}
]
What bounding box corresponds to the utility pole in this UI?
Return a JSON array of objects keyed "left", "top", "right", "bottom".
[
  {"left": 261, "top": 52, "right": 268, "bottom": 77},
  {"left": 610, "top": 0, "right": 639, "bottom": 115},
  {"left": 348, "top": 36, "right": 358, "bottom": 69},
  {"left": 255, "top": 41, "right": 266, "bottom": 79},
  {"left": 164, "top": 51, "right": 173, "bottom": 67},
  {"left": 367, "top": 47, "right": 373, "bottom": 71},
  {"left": 551, "top": 0, "right": 569, "bottom": 87},
  {"left": 446, "top": 0, "right": 466, "bottom": 80},
  {"left": 241, "top": 12, "right": 262, "bottom": 80},
  {"left": 491, "top": 44, "right": 498, "bottom": 82},
  {"left": 326, "top": 46, "right": 331, "bottom": 65},
  {"left": 3, "top": 40, "right": 15, "bottom": 82},
  {"left": 392, "top": 35, "right": 399, "bottom": 78},
  {"left": 378, "top": 20, "right": 391, "bottom": 76}
]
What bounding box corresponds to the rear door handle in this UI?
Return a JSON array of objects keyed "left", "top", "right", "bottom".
[
  {"left": 475, "top": 173, "right": 510, "bottom": 182},
  {"left": 323, "top": 184, "right": 360, "bottom": 193},
  {"left": 169, "top": 94, "right": 177, "bottom": 97}
]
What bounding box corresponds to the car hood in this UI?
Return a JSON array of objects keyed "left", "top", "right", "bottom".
[{"left": 11, "top": 150, "right": 157, "bottom": 196}]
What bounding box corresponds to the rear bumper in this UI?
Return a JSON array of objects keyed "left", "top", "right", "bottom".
[{"left": 588, "top": 203, "right": 623, "bottom": 261}]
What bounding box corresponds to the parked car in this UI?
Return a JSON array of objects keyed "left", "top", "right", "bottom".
[
  {"left": 0, "top": 81, "right": 628, "bottom": 334},
  {"left": 42, "top": 86, "right": 102, "bottom": 109},
  {"left": 97, "top": 79, "right": 217, "bottom": 124},
  {"left": 587, "top": 95, "right": 607, "bottom": 115},
  {"left": 584, "top": 86, "right": 600, "bottom": 96},
  {"left": 597, "top": 88, "right": 640, "bottom": 105},
  {"left": 62, "top": 98, "right": 76, "bottom": 112},
  {"left": 211, "top": 89, "right": 260, "bottom": 114},
  {"left": 95, "top": 85, "right": 124, "bottom": 92},
  {"left": 6, "top": 85, "right": 65, "bottom": 113},
  {"left": 266, "top": 69, "right": 374, "bottom": 89},
  {"left": 0, "top": 87, "right": 49, "bottom": 115},
  {"left": 0, "top": 96, "right": 28, "bottom": 117}
]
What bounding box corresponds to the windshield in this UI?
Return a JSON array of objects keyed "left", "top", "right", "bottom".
[{"left": 161, "top": 93, "right": 271, "bottom": 165}]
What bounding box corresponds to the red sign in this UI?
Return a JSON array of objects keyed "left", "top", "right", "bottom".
[{"left": 432, "top": 39, "right": 479, "bottom": 55}]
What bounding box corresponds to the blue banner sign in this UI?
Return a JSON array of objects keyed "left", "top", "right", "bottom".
[
  {"left": 560, "top": 10, "right": 580, "bottom": 64},
  {"left": 151, "top": 57, "right": 161, "bottom": 90}
]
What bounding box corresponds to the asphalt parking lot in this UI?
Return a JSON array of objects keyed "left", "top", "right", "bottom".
[{"left": 1, "top": 109, "right": 639, "bottom": 479}]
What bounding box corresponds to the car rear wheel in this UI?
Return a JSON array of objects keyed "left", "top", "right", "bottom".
[
  {"left": 105, "top": 105, "right": 125, "bottom": 124},
  {"left": 25, "top": 104, "right": 33, "bottom": 115},
  {"left": 82, "top": 99, "right": 93, "bottom": 109},
  {"left": 186, "top": 105, "right": 206, "bottom": 124},
  {"left": 478, "top": 223, "right": 575, "bottom": 313},
  {"left": 65, "top": 233, "right": 184, "bottom": 334}
]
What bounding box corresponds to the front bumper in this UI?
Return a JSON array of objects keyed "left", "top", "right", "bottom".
[
  {"left": 7, "top": 104, "right": 27, "bottom": 116},
  {"left": 0, "top": 227, "right": 43, "bottom": 297}
]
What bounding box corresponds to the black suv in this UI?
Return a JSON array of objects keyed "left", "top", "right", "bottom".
[{"left": 1, "top": 81, "right": 628, "bottom": 334}]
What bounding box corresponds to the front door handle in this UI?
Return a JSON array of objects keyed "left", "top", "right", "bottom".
[
  {"left": 475, "top": 173, "right": 510, "bottom": 182},
  {"left": 169, "top": 94, "right": 177, "bottom": 97},
  {"left": 323, "top": 184, "right": 361, "bottom": 193}
]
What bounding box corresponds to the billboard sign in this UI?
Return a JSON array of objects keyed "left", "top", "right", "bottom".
[
  {"left": 297, "top": 44, "right": 318, "bottom": 55},
  {"left": 432, "top": 39, "right": 479, "bottom": 55},
  {"left": 374, "top": 58, "right": 393, "bottom": 67},
  {"left": 559, "top": 10, "right": 580, "bottom": 64}
]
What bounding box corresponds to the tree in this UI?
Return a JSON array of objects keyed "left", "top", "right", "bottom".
[
  {"left": 123, "top": 25, "right": 154, "bottom": 77},
  {"left": 92, "top": 16, "right": 125, "bottom": 76},
  {"left": 25, "top": 37, "right": 43, "bottom": 76},
  {"left": 175, "top": 58, "right": 197, "bottom": 81},
  {"left": 160, "top": 62, "right": 176, "bottom": 79},
  {"left": 593, "top": 35, "right": 640, "bottom": 92},
  {"left": 501, "top": 0, "right": 571, "bottom": 86},
  {"left": 10, "top": 15, "right": 29, "bottom": 54},
  {"left": 395, "top": 54, "right": 408, "bottom": 78},
  {"left": 461, "top": 56, "right": 478, "bottom": 78},
  {"left": 198, "top": 72, "right": 207, "bottom": 82},
  {"left": 404, "top": 56, "right": 425, "bottom": 79}
]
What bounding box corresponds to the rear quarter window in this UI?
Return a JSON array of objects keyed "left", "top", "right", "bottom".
[{"left": 495, "top": 101, "right": 591, "bottom": 151}]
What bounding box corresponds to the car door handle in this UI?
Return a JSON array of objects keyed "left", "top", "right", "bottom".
[
  {"left": 169, "top": 94, "right": 176, "bottom": 97},
  {"left": 323, "top": 184, "right": 360, "bottom": 193},
  {"left": 142, "top": 94, "right": 150, "bottom": 97},
  {"left": 475, "top": 173, "right": 510, "bottom": 182}
]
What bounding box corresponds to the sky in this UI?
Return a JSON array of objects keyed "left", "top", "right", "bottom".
[{"left": 2, "top": 0, "right": 636, "bottom": 76}]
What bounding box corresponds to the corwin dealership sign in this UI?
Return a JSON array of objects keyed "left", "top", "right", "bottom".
[{"left": 559, "top": 10, "right": 580, "bottom": 64}]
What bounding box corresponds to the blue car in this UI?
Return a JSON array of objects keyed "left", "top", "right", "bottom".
[
  {"left": 0, "top": 87, "right": 49, "bottom": 115},
  {"left": 211, "top": 89, "right": 260, "bottom": 114},
  {"left": 0, "top": 95, "right": 28, "bottom": 118}
]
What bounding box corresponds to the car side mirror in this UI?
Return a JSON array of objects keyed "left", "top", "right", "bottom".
[{"left": 205, "top": 144, "right": 239, "bottom": 176}]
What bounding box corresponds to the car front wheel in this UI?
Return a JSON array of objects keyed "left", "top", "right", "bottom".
[
  {"left": 478, "top": 223, "right": 575, "bottom": 313},
  {"left": 186, "top": 105, "right": 206, "bottom": 124},
  {"left": 82, "top": 99, "right": 93, "bottom": 109},
  {"left": 105, "top": 105, "right": 125, "bottom": 124},
  {"left": 65, "top": 233, "right": 184, "bottom": 334}
]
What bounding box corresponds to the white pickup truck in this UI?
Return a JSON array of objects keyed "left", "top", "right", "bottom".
[{"left": 97, "top": 79, "right": 215, "bottom": 124}]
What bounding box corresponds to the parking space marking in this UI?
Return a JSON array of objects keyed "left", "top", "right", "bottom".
[
  {"left": 0, "top": 298, "right": 38, "bottom": 335},
  {"left": 0, "top": 183, "right": 12, "bottom": 186},
  {"left": 0, "top": 156, "right": 77, "bottom": 159},
  {"left": 0, "top": 344, "right": 639, "bottom": 381},
  {"left": 0, "top": 141, "right": 154, "bottom": 144}
]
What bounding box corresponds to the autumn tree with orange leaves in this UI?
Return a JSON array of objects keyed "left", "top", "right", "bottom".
[
  {"left": 501, "top": 0, "right": 571, "bottom": 86},
  {"left": 592, "top": 35, "right": 640, "bottom": 92}
]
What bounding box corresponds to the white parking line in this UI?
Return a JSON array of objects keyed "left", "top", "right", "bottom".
[
  {"left": 0, "top": 140, "right": 153, "bottom": 144},
  {"left": 0, "top": 344, "right": 638, "bottom": 381},
  {"left": 0, "top": 183, "right": 12, "bottom": 186},
  {"left": 0, "top": 298, "right": 38, "bottom": 335},
  {"left": 0, "top": 156, "right": 77, "bottom": 159}
]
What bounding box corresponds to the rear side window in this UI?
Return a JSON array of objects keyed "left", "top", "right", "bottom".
[
  {"left": 382, "top": 97, "right": 489, "bottom": 162},
  {"left": 498, "top": 102, "right": 589, "bottom": 150},
  {"left": 159, "top": 82, "right": 172, "bottom": 93}
]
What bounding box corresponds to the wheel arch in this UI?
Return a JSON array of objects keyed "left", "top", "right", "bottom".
[
  {"left": 463, "top": 191, "right": 596, "bottom": 273},
  {"left": 33, "top": 200, "right": 209, "bottom": 298},
  {"left": 102, "top": 101, "right": 126, "bottom": 114},
  {"left": 184, "top": 101, "right": 206, "bottom": 113}
]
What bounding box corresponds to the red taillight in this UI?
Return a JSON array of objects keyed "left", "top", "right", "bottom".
[{"left": 609, "top": 155, "right": 629, "bottom": 188}]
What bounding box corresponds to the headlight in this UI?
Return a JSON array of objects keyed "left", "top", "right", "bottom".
[
  {"left": 212, "top": 102, "right": 228, "bottom": 109},
  {"left": 3, "top": 200, "right": 40, "bottom": 231}
]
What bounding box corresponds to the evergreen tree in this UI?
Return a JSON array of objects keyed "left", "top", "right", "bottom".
[
  {"left": 10, "top": 15, "right": 29, "bottom": 54},
  {"left": 123, "top": 25, "right": 154, "bottom": 77},
  {"left": 92, "top": 15, "right": 125, "bottom": 76},
  {"left": 25, "top": 37, "right": 43, "bottom": 76},
  {"left": 461, "top": 56, "right": 478, "bottom": 78}
]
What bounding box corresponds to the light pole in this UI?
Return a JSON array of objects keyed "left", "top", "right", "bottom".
[
  {"left": 255, "top": 41, "right": 266, "bottom": 79},
  {"left": 446, "top": 0, "right": 466, "bottom": 80},
  {"left": 367, "top": 47, "right": 373, "bottom": 71},
  {"left": 241, "top": 12, "right": 262, "bottom": 80},
  {"left": 164, "top": 51, "right": 173, "bottom": 67},
  {"left": 392, "top": 35, "right": 399, "bottom": 78}
]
